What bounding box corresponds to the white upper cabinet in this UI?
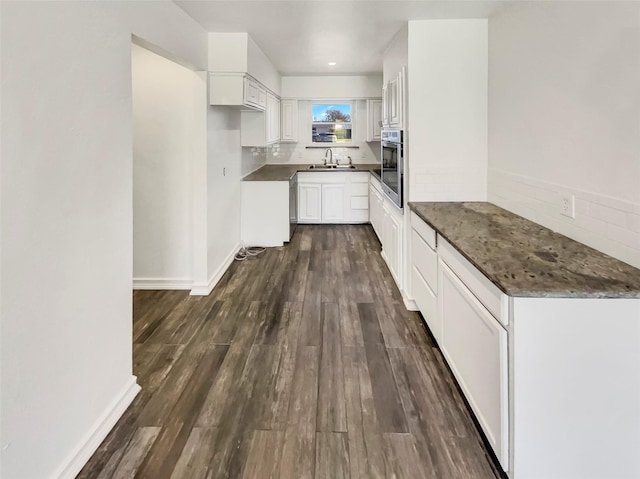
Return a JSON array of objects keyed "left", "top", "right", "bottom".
[
  {"left": 241, "top": 92, "right": 281, "bottom": 147},
  {"left": 381, "top": 84, "right": 389, "bottom": 126},
  {"left": 267, "top": 92, "right": 280, "bottom": 143},
  {"left": 366, "top": 99, "right": 382, "bottom": 141},
  {"left": 382, "top": 67, "right": 405, "bottom": 129},
  {"left": 244, "top": 76, "right": 267, "bottom": 110},
  {"left": 280, "top": 99, "right": 298, "bottom": 142},
  {"left": 209, "top": 73, "right": 267, "bottom": 110}
]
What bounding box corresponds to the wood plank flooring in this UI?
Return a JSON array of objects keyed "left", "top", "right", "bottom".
[{"left": 78, "top": 225, "right": 502, "bottom": 479}]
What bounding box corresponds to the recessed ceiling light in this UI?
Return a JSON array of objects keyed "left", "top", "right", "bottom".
[{"left": 328, "top": 62, "right": 337, "bottom": 66}]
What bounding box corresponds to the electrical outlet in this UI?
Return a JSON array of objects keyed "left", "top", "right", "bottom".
[{"left": 560, "top": 193, "right": 575, "bottom": 219}]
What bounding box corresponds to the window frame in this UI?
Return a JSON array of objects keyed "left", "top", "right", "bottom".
[{"left": 309, "top": 100, "right": 355, "bottom": 145}]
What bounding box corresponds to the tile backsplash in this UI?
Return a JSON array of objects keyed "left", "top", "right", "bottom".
[{"left": 489, "top": 168, "right": 640, "bottom": 269}]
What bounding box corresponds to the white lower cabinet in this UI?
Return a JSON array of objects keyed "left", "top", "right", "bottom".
[
  {"left": 382, "top": 203, "right": 401, "bottom": 284},
  {"left": 410, "top": 212, "right": 508, "bottom": 471},
  {"left": 369, "top": 174, "right": 403, "bottom": 287},
  {"left": 321, "top": 184, "right": 346, "bottom": 222},
  {"left": 439, "top": 259, "right": 509, "bottom": 470},
  {"left": 298, "top": 183, "right": 321, "bottom": 222},
  {"left": 297, "top": 172, "right": 369, "bottom": 224},
  {"left": 411, "top": 228, "right": 439, "bottom": 340},
  {"left": 369, "top": 181, "right": 383, "bottom": 238},
  {"left": 241, "top": 181, "right": 289, "bottom": 247}
]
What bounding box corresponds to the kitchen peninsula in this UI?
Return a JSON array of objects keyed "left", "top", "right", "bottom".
[{"left": 408, "top": 201, "right": 640, "bottom": 479}]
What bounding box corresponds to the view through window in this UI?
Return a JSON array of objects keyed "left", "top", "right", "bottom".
[{"left": 312, "top": 103, "right": 352, "bottom": 143}]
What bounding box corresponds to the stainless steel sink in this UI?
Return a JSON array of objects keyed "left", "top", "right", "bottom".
[
  {"left": 307, "top": 164, "right": 357, "bottom": 170},
  {"left": 307, "top": 164, "right": 336, "bottom": 169}
]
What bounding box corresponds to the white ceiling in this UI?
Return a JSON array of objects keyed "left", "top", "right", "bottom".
[{"left": 174, "top": 1, "right": 508, "bottom": 75}]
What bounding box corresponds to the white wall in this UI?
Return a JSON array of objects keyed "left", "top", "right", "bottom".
[
  {"left": 407, "top": 19, "right": 488, "bottom": 202},
  {"left": 281, "top": 75, "right": 383, "bottom": 99},
  {"left": 132, "top": 43, "right": 202, "bottom": 288},
  {"left": 208, "top": 32, "right": 248, "bottom": 72},
  {"left": 488, "top": 2, "right": 640, "bottom": 268},
  {"left": 208, "top": 32, "right": 281, "bottom": 95},
  {"left": 247, "top": 35, "right": 281, "bottom": 96},
  {"left": 383, "top": 25, "right": 408, "bottom": 84},
  {"left": 0, "top": 2, "right": 207, "bottom": 478},
  {"left": 206, "top": 107, "right": 242, "bottom": 284}
]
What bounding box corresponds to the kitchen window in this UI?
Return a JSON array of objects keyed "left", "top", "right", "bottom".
[{"left": 311, "top": 102, "right": 352, "bottom": 143}]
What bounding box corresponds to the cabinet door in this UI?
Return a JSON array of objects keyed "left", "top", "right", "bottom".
[
  {"left": 367, "top": 99, "right": 382, "bottom": 141},
  {"left": 266, "top": 93, "right": 280, "bottom": 144},
  {"left": 257, "top": 87, "right": 267, "bottom": 109},
  {"left": 298, "top": 183, "right": 322, "bottom": 223},
  {"left": 369, "top": 185, "right": 381, "bottom": 239},
  {"left": 281, "top": 100, "right": 298, "bottom": 142},
  {"left": 389, "top": 77, "right": 399, "bottom": 126},
  {"left": 244, "top": 77, "right": 261, "bottom": 108},
  {"left": 322, "top": 184, "right": 346, "bottom": 223},
  {"left": 273, "top": 97, "right": 280, "bottom": 142},
  {"left": 439, "top": 259, "right": 509, "bottom": 469},
  {"left": 382, "top": 84, "right": 389, "bottom": 126},
  {"left": 387, "top": 208, "right": 400, "bottom": 281}
]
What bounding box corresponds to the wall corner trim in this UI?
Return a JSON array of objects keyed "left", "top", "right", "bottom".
[
  {"left": 190, "top": 242, "right": 241, "bottom": 296},
  {"left": 53, "top": 377, "right": 140, "bottom": 479}
]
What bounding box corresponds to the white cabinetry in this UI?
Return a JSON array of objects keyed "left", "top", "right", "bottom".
[
  {"left": 241, "top": 91, "right": 281, "bottom": 147},
  {"left": 209, "top": 73, "right": 267, "bottom": 110},
  {"left": 366, "top": 99, "right": 382, "bottom": 142},
  {"left": 321, "top": 184, "right": 346, "bottom": 222},
  {"left": 410, "top": 214, "right": 508, "bottom": 470},
  {"left": 280, "top": 99, "right": 298, "bottom": 142},
  {"left": 369, "top": 179, "right": 383, "bottom": 238},
  {"left": 409, "top": 209, "right": 640, "bottom": 478},
  {"left": 266, "top": 92, "right": 280, "bottom": 144},
  {"left": 241, "top": 181, "right": 289, "bottom": 247},
  {"left": 298, "top": 183, "right": 322, "bottom": 223},
  {"left": 298, "top": 172, "right": 369, "bottom": 224},
  {"left": 438, "top": 245, "right": 508, "bottom": 470},
  {"left": 370, "top": 174, "right": 404, "bottom": 287},
  {"left": 410, "top": 212, "right": 439, "bottom": 341},
  {"left": 382, "top": 203, "right": 402, "bottom": 284},
  {"left": 382, "top": 67, "right": 405, "bottom": 128}
]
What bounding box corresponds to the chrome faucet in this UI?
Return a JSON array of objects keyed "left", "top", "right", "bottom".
[{"left": 324, "top": 148, "right": 333, "bottom": 165}]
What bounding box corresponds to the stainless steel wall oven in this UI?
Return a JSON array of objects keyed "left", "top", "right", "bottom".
[{"left": 381, "top": 128, "right": 403, "bottom": 208}]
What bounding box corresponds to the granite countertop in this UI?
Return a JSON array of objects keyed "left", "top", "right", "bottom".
[
  {"left": 408, "top": 201, "right": 640, "bottom": 298},
  {"left": 243, "top": 163, "right": 381, "bottom": 181}
]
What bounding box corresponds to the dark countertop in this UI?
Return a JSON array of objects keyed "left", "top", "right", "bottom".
[
  {"left": 243, "top": 163, "right": 381, "bottom": 181},
  {"left": 408, "top": 201, "right": 640, "bottom": 298}
]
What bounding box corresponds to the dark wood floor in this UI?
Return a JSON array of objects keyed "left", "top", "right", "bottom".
[{"left": 78, "top": 225, "right": 501, "bottom": 479}]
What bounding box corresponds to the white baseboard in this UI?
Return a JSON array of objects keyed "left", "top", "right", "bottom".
[
  {"left": 402, "top": 291, "right": 419, "bottom": 311},
  {"left": 53, "top": 376, "right": 140, "bottom": 479},
  {"left": 190, "top": 242, "right": 240, "bottom": 296},
  {"left": 132, "top": 277, "right": 192, "bottom": 290}
]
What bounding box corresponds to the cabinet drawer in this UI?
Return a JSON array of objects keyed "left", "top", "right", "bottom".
[
  {"left": 351, "top": 182, "right": 369, "bottom": 196},
  {"left": 351, "top": 196, "right": 369, "bottom": 210},
  {"left": 412, "top": 229, "right": 437, "bottom": 293},
  {"left": 411, "top": 211, "right": 436, "bottom": 249},
  {"left": 439, "top": 238, "right": 508, "bottom": 327},
  {"left": 350, "top": 210, "right": 369, "bottom": 223},
  {"left": 412, "top": 265, "right": 439, "bottom": 342}
]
